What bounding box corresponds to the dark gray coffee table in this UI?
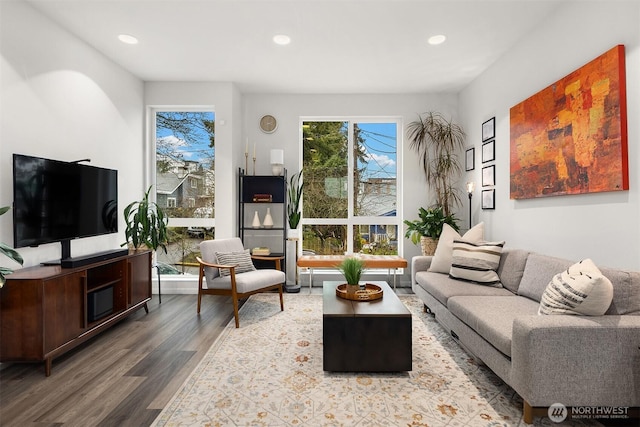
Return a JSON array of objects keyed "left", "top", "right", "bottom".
[{"left": 322, "top": 281, "right": 412, "bottom": 372}]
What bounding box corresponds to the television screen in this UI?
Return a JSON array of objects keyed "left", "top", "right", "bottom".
[{"left": 13, "top": 154, "right": 118, "bottom": 248}]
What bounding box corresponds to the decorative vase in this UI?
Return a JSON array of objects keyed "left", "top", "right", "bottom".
[
  {"left": 263, "top": 208, "right": 274, "bottom": 228},
  {"left": 252, "top": 211, "right": 261, "bottom": 228},
  {"left": 420, "top": 236, "right": 438, "bottom": 256}
]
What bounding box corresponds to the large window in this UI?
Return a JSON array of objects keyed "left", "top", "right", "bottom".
[
  {"left": 301, "top": 119, "right": 400, "bottom": 256},
  {"left": 152, "top": 110, "right": 215, "bottom": 275}
]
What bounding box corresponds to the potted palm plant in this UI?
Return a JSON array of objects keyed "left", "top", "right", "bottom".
[
  {"left": 337, "top": 257, "right": 366, "bottom": 294},
  {"left": 404, "top": 206, "right": 459, "bottom": 256},
  {"left": 122, "top": 186, "right": 169, "bottom": 253},
  {"left": 407, "top": 111, "right": 466, "bottom": 217},
  {"left": 0, "top": 206, "right": 23, "bottom": 287},
  {"left": 287, "top": 170, "right": 303, "bottom": 238}
]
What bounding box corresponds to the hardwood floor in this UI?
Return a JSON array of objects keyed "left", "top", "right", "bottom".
[{"left": 0, "top": 294, "right": 240, "bottom": 427}]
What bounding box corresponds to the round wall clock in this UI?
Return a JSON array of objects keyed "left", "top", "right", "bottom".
[{"left": 259, "top": 114, "right": 278, "bottom": 133}]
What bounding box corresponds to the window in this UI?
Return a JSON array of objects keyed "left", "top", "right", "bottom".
[
  {"left": 151, "top": 109, "right": 215, "bottom": 275},
  {"left": 301, "top": 119, "right": 400, "bottom": 256}
]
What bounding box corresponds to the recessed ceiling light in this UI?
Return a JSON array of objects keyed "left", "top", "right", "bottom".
[
  {"left": 428, "top": 34, "right": 446, "bottom": 45},
  {"left": 118, "top": 34, "right": 139, "bottom": 45},
  {"left": 273, "top": 34, "right": 291, "bottom": 46}
]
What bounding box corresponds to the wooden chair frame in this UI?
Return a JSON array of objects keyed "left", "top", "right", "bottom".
[{"left": 196, "top": 255, "right": 284, "bottom": 328}]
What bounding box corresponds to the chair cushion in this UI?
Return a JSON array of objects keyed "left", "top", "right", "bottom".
[
  {"left": 206, "top": 268, "right": 286, "bottom": 293},
  {"left": 215, "top": 249, "right": 256, "bottom": 276}
]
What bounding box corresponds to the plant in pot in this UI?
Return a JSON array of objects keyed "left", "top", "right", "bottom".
[
  {"left": 407, "top": 111, "right": 466, "bottom": 217},
  {"left": 121, "top": 186, "right": 169, "bottom": 253},
  {"left": 0, "top": 206, "right": 23, "bottom": 287},
  {"left": 404, "top": 206, "right": 459, "bottom": 256},
  {"left": 287, "top": 170, "right": 303, "bottom": 238},
  {"left": 336, "top": 257, "right": 366, "bottom": 294}
]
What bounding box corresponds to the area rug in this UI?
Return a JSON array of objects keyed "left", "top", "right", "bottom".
[{"left": 152, "top": 293, "right": 602, "bottom": 427}]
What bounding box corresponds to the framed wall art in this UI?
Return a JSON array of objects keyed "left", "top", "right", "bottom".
[
  {"left": 510, "top": 45, "right": 628, "bottom": 199},
  {"left": 482, "top": 117, "right": 495, "bottom": 142},
  {"left": 465, "top": 147, "right": 475, "bottom": 171},
  {"left": 482, "top": 189, "right": 495, "bottom": 210},
  {"left": 482, "top": 140, "right": 495, "bottom": 163},
  {"left": 482, "top": 165, "right": 495, "bottom": 187}
]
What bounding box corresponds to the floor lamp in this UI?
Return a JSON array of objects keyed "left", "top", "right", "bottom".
[{"left": 466, "top": 181, "right": 475, "bottom": 229}]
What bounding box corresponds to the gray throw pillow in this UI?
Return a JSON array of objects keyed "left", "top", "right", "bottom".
[{"left": 215, "top": 249, "right": 256, "bottom": 277}]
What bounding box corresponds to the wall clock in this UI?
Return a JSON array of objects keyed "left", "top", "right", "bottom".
[{"left": 259, "top": 114, "right": 277, "bottom": 133}]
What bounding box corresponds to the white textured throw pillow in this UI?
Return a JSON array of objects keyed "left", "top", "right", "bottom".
[
  {"left": 428, "top": 222, "right": 484, "bottom": 273},
  {"left": 215, "top": 249, "right": 256, "bottom": 277},
  {"left": 538, "top": 259, "right": 613, "bottom": 316},
  {"left": 449, "top": 240, "right": 505, "bottom": 286}
]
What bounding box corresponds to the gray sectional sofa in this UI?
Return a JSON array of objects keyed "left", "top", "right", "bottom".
[{"left": 411, "top": 248, "right": 640, "bottom": 424}]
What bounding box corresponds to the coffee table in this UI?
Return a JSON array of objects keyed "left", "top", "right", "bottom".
[{"left": 322, "top": 281, "right": 412, "bottom": 372}]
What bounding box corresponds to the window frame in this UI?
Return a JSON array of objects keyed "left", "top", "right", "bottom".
[{"left": 299, "top": 116, "right": 403, "bottom": 257}]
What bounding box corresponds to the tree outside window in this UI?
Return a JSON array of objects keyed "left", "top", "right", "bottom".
[
  {"left": 302, "top": 120, "right": 399, "bottom": 256},
  {"left": 154, "top": 110, "right": 215, "bottom": 275}
]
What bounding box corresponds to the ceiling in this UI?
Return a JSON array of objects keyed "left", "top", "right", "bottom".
[{"left": 24, "top": 0, "right": 563, "bottom": 94}]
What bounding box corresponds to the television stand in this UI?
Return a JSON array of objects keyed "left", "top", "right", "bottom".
[{"left": 0, "top": 250, "right": 152, "bottom": 376}]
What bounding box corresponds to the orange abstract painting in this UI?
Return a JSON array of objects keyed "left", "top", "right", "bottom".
[{"left": 510, "top": 45, "right": 628, "bottom": 199}]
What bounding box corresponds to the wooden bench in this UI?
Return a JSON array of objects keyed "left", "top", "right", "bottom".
[{"left": 297, "top": 254, "right": 408, "bottom": 290}]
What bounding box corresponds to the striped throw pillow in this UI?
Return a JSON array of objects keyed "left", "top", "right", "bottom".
[
  {"left": 449, "top": 240, "right": 505, "bottom": 286},
  {"left": 215, "top": 249, "right": 256, "bottom": 277},
  {"left": 538, "top": 259, "right": 613, "bottom": 316}
]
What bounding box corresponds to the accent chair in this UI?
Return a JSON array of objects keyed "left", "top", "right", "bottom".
[{"left": 197, "top": 238, "right": 285, "bottom": 327}]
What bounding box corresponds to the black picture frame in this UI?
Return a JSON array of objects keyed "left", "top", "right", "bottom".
[
  {"left": 465, "top": 147, "right": 475, "bottom": 171},
  {"left": 482, "top": 165, "right": 495, "bottom": 187},
  {"left": 482, "top": 117, "right": 495, "bottom": 142},
  {"left": 482, "top": 139, "right": 495, "bottom": 163},
  {"left": 482, "top": 189, "right": 495, "bottom": 210}
]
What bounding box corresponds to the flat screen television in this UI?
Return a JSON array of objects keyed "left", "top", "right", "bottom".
[{"left": 12, "top": 154, "right": 118, "bottom": 259}]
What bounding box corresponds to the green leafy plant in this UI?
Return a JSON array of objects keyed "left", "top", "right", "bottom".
[
  {"left": 403, "top": 206, "right": 459, "bottom": 244},
  {"left": 336, "top": 257, "right": 366, "bottom": 285},
  {"left": 122, "top": 186, "right": 169, "bottom": 253},
  {"left": 0, "top": 206, "right": 24, "bottom": 287},
  {"left": 407, "top": 111, "right": 466, "bottom": 216},
  {"left": 287, "top": 170, "right": 303, "bottom": 229}
]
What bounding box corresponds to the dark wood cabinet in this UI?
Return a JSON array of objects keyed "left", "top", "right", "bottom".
[{"left": 0, "top": 250, "right": 151, "bottom": 376}]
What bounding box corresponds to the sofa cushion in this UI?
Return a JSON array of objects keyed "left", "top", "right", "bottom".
[
  {"left": 449, "top": 240, "right": 504, "bottom": 286},
  {"left": 496, "top": 248, "right": 530, "bottom": 294},
  {"left": 598, "top": 266, "right": 640, "bottom": 315},
  {"left": 518, "top": 253, "right": 574, "bottom": 303},
  {"left": 518, "top": 252, "right": 640, "bottom": 314},
  {"left": 448, "top": 295, "right": 539, "bottom": 357},
  {"left": 428, "top": 222, "right": 484, "bottom": 273},
  {"left": 215, "top": 249, "right": 256, "bottom": 276},
  {"left": 415, "top": 271, "right": 514, "bottom": 308},
  {"left": 539, "top": 259, "right": 613, "bottom": 316}
]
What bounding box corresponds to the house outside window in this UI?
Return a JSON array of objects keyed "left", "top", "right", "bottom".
[
  {"left": 301, "top": 119, "right": 401, "bottom": 256},
  {"left": 151, "top": 109, "right": 215, "bottom": 275}
]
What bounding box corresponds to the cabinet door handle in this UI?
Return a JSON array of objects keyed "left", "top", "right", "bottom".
[{"left": 82, "top": 275, "right": 88, "bottom": 329}]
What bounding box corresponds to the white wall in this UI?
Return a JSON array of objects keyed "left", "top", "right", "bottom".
[
  {"left": 459, "top": 1, "right": 640, "bottom": 269},
  {"left": 0, "top": 2, "right": 144, "bottom": 268},
  {"left": 243, "top": 93, "right": 460, "bottom": 267}
]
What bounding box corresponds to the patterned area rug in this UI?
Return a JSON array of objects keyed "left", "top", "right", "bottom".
[{"left": 152, "top": 293, "right": 602, "bottom": 427}]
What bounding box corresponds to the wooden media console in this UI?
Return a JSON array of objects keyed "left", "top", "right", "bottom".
[{"left": 0, "top": 250, "right": 152, "bottom": 376}]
